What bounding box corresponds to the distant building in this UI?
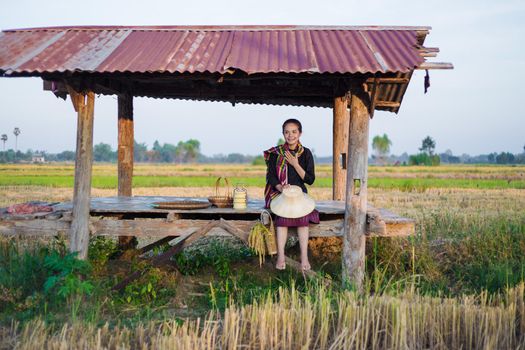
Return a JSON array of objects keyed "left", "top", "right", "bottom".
[{"left": 32, "top": 154, "right": 45, "bottom": 163}]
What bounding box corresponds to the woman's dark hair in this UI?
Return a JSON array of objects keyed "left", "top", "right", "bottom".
[{"left": 282, "top": 118, "right": 302, "bottom": 133}]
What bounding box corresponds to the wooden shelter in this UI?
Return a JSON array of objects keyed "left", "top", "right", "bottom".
[{"left": 0, "top": 25, "right": 452, "bottom": 289}]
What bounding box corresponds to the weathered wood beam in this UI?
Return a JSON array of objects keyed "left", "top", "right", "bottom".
[
  {"left": 117, "top": 93, "right": 134, "bottom": 197},
  {"left": 375, "top": 101, "right": 400, "bottom": 108},
  {"left": 332, "top": 95, "right": 349, "bottom": 201},
  {"left": 365, "top": 77, "right": 409, "bottom": 84},
  {"left": 133, "top": 84, "right": 335, "bottom": 98},
  {"left": 154, "top": 95, "right": 333, "bottom": 108},
  {"left": 0, "top": 215, "right": 415, "bottom": 238},
  {"left": 69, "top": 90, "right": 95, "bottom": 260},
  {"left": 66, "top": 84, "right": 81, "bottom": 112},
  {"left": 368, "top": 77, "right": 379, "bottom": 118},
  {"left": 218, "top": 218, "right": 249, "bottom": 242},
  {"left": 418, "top": 47, "right": 440, "bottom": 53},
  {"left": 139, "top": 236, "right": 177, "bottom": 255},
  {"left": 418, "top": 47, "right": 440, "bottom": 58},
  {"left": 417, "top": 62, "right": 454, "bottom": 70},
  {"left": 342, "top": 87, "right": 370, "bottom": 291},
  {"left": 112, "top": 230, "right": 196, "bottom": 291},
  {"left": 117, "top": 93, "right": 135, "bottom": 250}
]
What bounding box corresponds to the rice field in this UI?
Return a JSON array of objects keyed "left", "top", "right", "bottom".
[
  {"left": 0, "top": 164, "right": 523, "bottom": 190},
  {"left": 0, "top": 163, "right": 524, "bottom": 349}
]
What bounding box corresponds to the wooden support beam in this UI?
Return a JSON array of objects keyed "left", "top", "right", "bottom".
[
  {"left": 418, "top": 47, "right": 440, "bottom": 58},
  {"left": 417, "top": 62, "right": 454, "bottom": 70},
  {"left": 139, "top": 236, "right": 177, "bottom": 255},
  {"left": 365, "top": 77, "right": 409, "bottom": 84},
  {"left": 66, "top": 84, "right": 81, "bottom": 112},
  {"left": 418, "top": 47, "right": 440, "bottom": 53},
  {"left": 218, "top": 218, "right": 249, "bottom": 242},
  {"left": 69, "top": 90, "right": 95, "bottom": 260},
  {"left": 375, "top": 101, "right": 401, "bottom": 108},
  {"left": 342, "top": 88, "right": 370, "bottom": 291},
  {"left": 117, "top": 93, "right": 135, "bottom": 249},
  {"left": 0, "top": 216, "right": 415, "bottom": 238},
  {"left": 113, "top": 221, "right": 217, "bottom": 291},
  {"left": 332, "top": 95, "right": 349, "bottom": 201},
  {"left": 369, "top": 77, "right": 379, "bottom": 118},
  {"left": 118, "top": 93, "right": 134, "bottom": 196},
  {"left": 420, "top": 52, "right": 437, "bottom": 58}
]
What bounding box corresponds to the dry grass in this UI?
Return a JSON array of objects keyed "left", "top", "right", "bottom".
[
  {"left": 2, "top": 283, "right": 524, "bottom": 349},
  {"left": 1, "top": 163, "right": 523, "bottom": 179}
]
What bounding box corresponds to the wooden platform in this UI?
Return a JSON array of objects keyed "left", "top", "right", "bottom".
[{"left": 0, "top": 196, "right": 415, "bottom": 238}]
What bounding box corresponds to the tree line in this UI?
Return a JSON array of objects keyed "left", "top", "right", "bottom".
[
  {"left": 0, "top": 139, "right": 258, "bottom": 164},
  {"left": 371, "top": 135, "right": 525, "bottom": 166},
  {"left": 1, "top": 135, "right": 524, "bottom": 165}
]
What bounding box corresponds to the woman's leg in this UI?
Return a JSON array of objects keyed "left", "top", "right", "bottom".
[
  {"left": 297, "top": 226, "right": 310, "bottom": 270},
  {"left": 276, "top": 226, "right": 288, "bottom": 269}
]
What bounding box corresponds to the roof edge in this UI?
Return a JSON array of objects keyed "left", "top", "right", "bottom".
[{"left": 2, "top": 25, "right": 432, "bottom": 32}]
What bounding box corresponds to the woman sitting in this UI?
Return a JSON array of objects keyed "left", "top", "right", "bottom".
[{"left": 264, "top": 118, "right": 319, "bottom": 271}]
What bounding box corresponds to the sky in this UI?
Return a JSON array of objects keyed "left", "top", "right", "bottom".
[{"left": 0, "top": 0, "right": 523, "bottom": 157}]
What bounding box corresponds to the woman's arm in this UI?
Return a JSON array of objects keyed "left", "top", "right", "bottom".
[
  {"left": 302, "top": 149, "right": 315, "bottom": 185},
  {"left": 266, "top": 153, "right": 282, "bottom": 190}
]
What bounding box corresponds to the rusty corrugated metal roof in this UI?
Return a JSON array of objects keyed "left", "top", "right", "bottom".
[{"left": 0, "top": 25, "right": 427, "bottom": 75}]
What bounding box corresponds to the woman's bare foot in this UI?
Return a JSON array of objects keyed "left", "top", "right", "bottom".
[
  {"left": 301, "top": 260, "right": 311, "bottom": 271},
  {"left": 276, "top": 256, "right": 286, "bottom": 270}
]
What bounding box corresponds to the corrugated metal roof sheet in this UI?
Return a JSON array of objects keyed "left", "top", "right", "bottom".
[{"left": 0, "top": 26, "right": 427, "bottom": 75}]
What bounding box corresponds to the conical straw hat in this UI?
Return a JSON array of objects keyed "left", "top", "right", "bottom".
[{"left": 270, "top": 185, "right": 315, "bottom": 218}]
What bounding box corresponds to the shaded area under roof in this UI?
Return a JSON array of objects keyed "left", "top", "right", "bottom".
[{"left": 0, "top": 25, "right": 451, "bottom": 112}]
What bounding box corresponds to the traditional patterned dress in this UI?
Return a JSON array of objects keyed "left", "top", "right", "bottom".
[{"left": 264, "top": 143, "right": 320, "bottom": 227}]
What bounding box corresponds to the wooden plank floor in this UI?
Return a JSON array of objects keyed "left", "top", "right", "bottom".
[
  {"left": 51, "top": 196, "right": 347, "bottom": 215},
  {"left": 0, "top": 196, "right": 415, "bottom": 238}
]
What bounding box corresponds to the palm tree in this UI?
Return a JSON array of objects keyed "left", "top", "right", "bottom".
[
  {"left": 372, "top": 134, "right": 392, "bottom": 164},
  {"left": 419, "top": 136, "right": 436, "bottom": 156},
  {"left": 13, "top": 127, "right": 20, "bottom": 162},
  {"left": 1, "top": 134, "right": 7, "bottom": 151}
]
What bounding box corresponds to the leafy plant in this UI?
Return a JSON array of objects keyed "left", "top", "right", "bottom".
[
  {"left": 88, "top": 236, "right": 118, "bottom": 272},
  {"left": 123, "top": 281, "right": 157, "bottom": 304},
  {"left": 43, "top": 252, "right": 93, "bottom": 300}
]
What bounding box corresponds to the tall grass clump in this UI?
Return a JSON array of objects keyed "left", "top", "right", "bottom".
[
  {"left": 366, "top": 207, "right": 525, "bottom": 295},
  {"left": 3, "top": 281, "right": 525, "bottom": 349}
]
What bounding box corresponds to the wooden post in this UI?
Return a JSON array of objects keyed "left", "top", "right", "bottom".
[
  {"left": 69, "top": 90, "right": 95, "bottom": 260},
  {"left": 332, "top": 95, "right": 350, "bottom": 200},
  {"left": 342, "top": 88, "right": 370, "bottom": 291},
  {"left": 118, "top": 93, "right": 133, "bottom": 196},
  {"left": 117, "top": 93, "right": 135, "bottom": 249}
]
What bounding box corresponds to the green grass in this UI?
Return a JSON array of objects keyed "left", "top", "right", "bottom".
[{"left": 0, "top": 175, "right": 523, "bottom": 190}]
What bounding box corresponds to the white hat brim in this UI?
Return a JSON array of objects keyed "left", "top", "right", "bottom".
[{"left": 270, "top": 191, "right": 316, "bottom": 218}]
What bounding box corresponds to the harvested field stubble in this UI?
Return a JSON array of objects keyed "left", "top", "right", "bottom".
[{"left": 2, "top": 283, "right": 525, "bottom": 349}]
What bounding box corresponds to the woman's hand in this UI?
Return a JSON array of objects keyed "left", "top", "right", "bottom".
[
  {"left": 275, "top": 184, "right": 290, "bottom": 192},
  {"left": 285, "top": 151, "right": 300, "bottom": 168},
  {"left": 284, "top": 151, "right": 306, "bottom": 180}
]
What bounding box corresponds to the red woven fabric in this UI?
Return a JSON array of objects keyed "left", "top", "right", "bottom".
[
  {"left": 6, "top": 203, "right": 53, "bottom": 214},
  {"left": 274, "top": 209, "right": 319, "bottom": 227}
]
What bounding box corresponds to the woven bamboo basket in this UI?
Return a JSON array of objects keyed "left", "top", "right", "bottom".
[{"left": 208, "top": 177, "right": 233, "bottom": 208}]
